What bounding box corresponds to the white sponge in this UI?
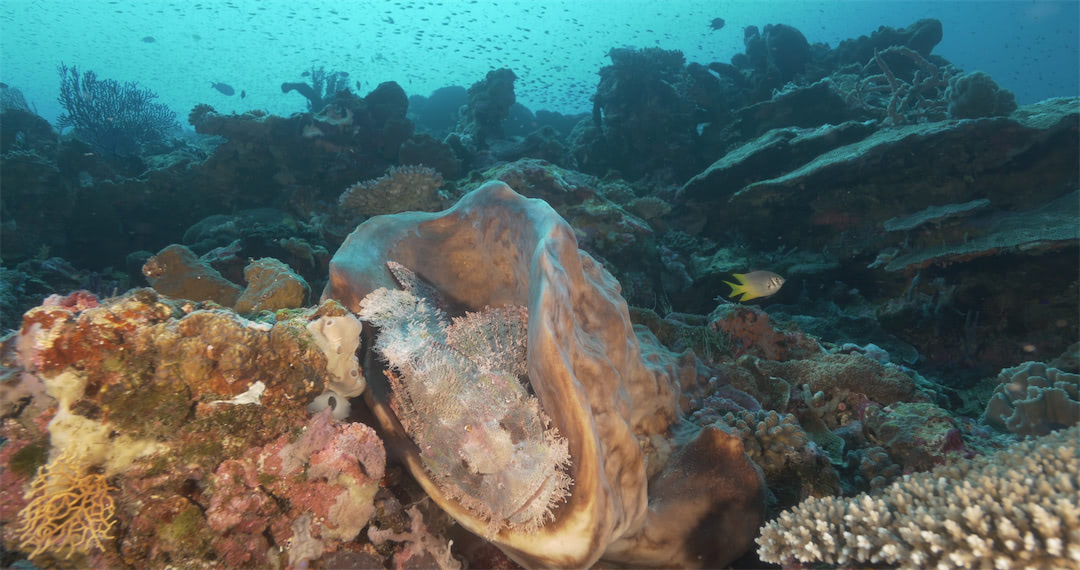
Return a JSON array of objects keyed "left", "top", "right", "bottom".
[{"left": 306, "top": 313, "right": 365, "bottom": 398}]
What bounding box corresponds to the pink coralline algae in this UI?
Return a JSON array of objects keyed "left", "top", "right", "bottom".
[
  {"left": 708, "top": 303, "right": 822, "bottom": 361},
  {"left": 206, "top": 409, "right": 385, "bottom": 568},
  {"left": 1, "top": 289, "right": 385, "bottom": 568}
]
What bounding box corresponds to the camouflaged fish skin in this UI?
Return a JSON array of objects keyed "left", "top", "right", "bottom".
[{"left": 358, "top": 266, "right": 572, "bottom": 536}]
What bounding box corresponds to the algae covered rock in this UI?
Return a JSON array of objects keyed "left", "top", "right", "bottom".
[{"left": 233, "top": 257, "right": 310, "bottom": 313}]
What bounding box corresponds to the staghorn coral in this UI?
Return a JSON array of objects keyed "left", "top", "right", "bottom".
[
  {"left": 16, "top": 447, "right": 117, "bottom": 560},
  {"left": 983, "top": 361, "right": 1080, "bottom": 436},
  {"left": 324, "top": 181, "right": 765, "bottom": 567},
  {"left": 338, "top": 164, "right": 444, "bottom": 217},
  {"left": 757, "top": 425, "right": 1080, "bottom": 569},
  {"left": 855, "top": 45, "right": 954, "bottom": 125}
]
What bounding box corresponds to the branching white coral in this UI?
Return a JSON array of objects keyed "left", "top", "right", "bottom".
[{"left": 757, "top": 425, "right": 1080, "bottom": 569}]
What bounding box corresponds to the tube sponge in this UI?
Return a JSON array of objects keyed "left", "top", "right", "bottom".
[{"left": 306, "top": 313, "right": 365, "bottom": 398}]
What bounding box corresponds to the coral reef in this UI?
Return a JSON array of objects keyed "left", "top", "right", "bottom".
[
  {"left": 946, "top": 70, "right": 1018, "bottom": 119},
  {"left": 324, "top": 181, "right": 765, "bottom": 567},
  {"left": 457, "top": 67, "right": 518, "bottom": 145},
  {"left": 586, "top": 47, "right": 701, "bottom": 180},
  {"left": 757, "top": 426, "right": 1080, "bottom": 569},
  {"left": 338, "top": 164, "right": 445, "bottom": 217},
  {"left": 280, "top": 66, "right": 353, "bottom": 112},
  {"left": 0, "top": 14, "right": 1076, "bottom": 570},
  {"left": 1, "top": 288, "right": 383, "bottom": 567},
  {"left": 983, "top": 361, "right": 1080, "bottom": 436}
]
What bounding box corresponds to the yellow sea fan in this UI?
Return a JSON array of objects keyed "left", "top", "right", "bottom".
[{"left": 16, "top": 447, "right": 117, "bottom": 560}]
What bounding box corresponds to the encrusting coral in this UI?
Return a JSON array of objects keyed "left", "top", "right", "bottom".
[
  {"left": 714, "top": 410, "right": 809, "bottom": 479},
  {"left": 757, "top": 425, "right": 1080, "bottom": 569},
  {"left": 325, "top": 181, "right": 765, "bottom": 567},
  {"left": 338, "top": 164, "right": 444, "bottom": 217},
  {"left": 983, "top": 360, "right": 1079, "bottom": 436}
]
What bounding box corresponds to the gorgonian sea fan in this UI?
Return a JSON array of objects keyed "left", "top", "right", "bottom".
[
  {"left": 358, "top": 262, "right": 572, "bottom": 536},
  {"left": 56, "top": 63, "right": 178, "bottom": 156}
]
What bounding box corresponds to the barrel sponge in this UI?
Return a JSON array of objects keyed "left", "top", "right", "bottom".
[
  {"left": 757, "top": 425, "right": 1080, "bottom": 569},
  {"left": 983, "top": 361, "right": 1079, "bottom": 436}
]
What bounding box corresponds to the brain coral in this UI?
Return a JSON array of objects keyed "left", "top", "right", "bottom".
[{"left": 757, "top": 425, "right": 1080, "bottom": 569}]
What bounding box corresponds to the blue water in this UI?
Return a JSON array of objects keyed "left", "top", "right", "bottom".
[{"left": 1, "top": 0, "right": 1076, "bottom": 127}]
